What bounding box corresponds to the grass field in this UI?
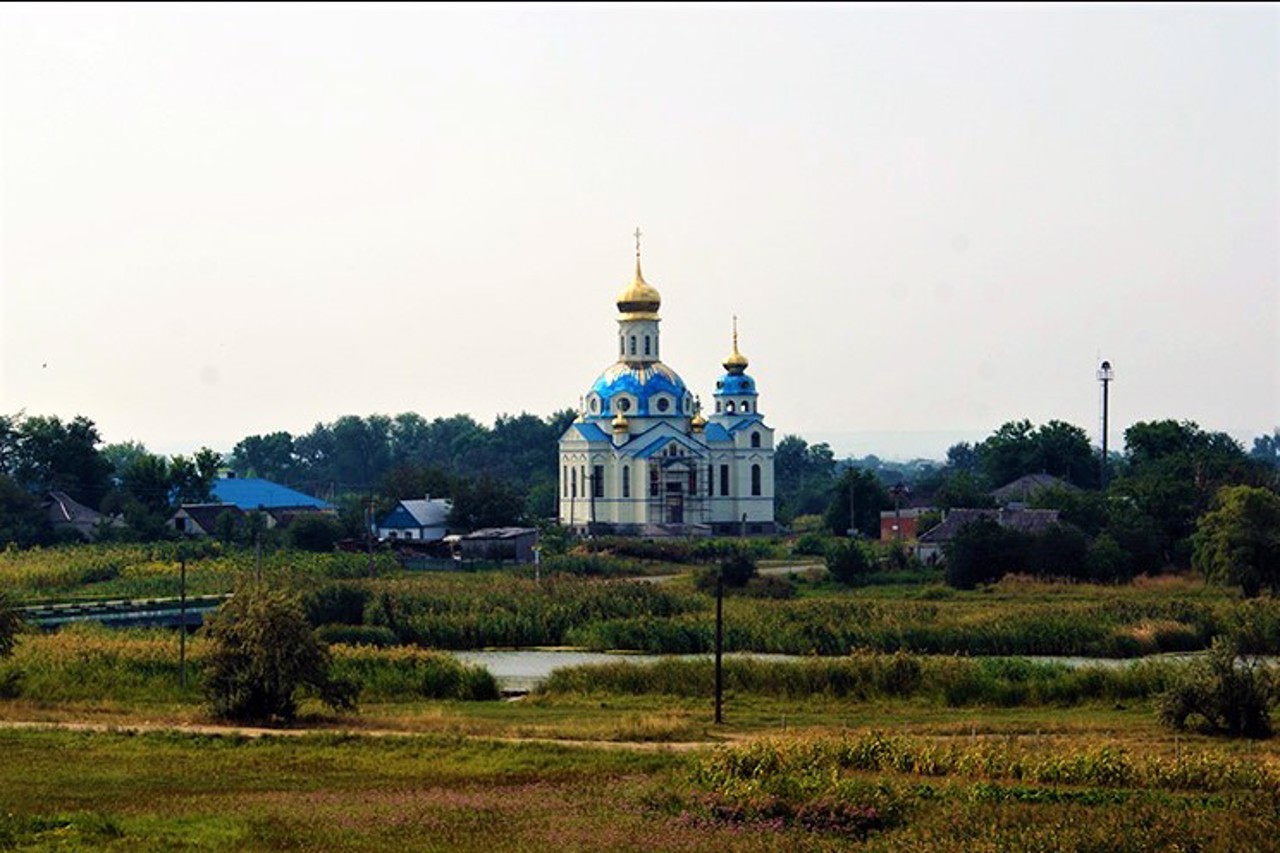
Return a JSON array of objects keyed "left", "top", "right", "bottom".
[{"left": 2, "top": 545, "right": 1280, "bottom": 850}]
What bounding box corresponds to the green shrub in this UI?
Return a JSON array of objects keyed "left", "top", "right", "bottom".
[
  {"left": 792, "top": 532, "right": 830, "bottom": 557},
  {"left": 825, "top": 539, "right": 871, "bottom": 585},
  {"left": 285, "top": 514, "right": 344, "bottom": 553},
  {"left": 203, "top": 586, "right": 359, "bottom": 724},
  {"left": 1158, "top": 636, "right": 1276, "bottom": 738}
]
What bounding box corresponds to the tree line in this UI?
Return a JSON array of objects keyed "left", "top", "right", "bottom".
[
  {"left": 1, "top": 406, "right": 1276, "bottom": 580},
  {"left": 0, "top": 409, "right": 576, "bottom": 546}
]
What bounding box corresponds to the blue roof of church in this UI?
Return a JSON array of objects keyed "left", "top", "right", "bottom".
[
  {"left": 587, "top": 361, "right": 690, "bottom": 417},
  {"left": 632, "top": 432, "right": 707, "bottom": 459},
  {"left": 212, "top": 478, "right": 332, "bottom": 510},
  {"left": 703, "top": 423, "right": 732, "bottom": 442},
  {"left": 572, "top": 423, "right": 611, "bottom": 442},
  {"left": 714, "top": 372, "right": 757, "bottom": 396}
]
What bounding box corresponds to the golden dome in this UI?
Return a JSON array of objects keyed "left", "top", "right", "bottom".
[
  {"left": 611, "top": 410, "right": 629, "bottom": 433},
  {"left": 690, "top": 410, "right": 707, "bottom": 432},
  {"left": 723, "top": 316, "right": 749, "bottom": 374},
  {"left": 616, "top": 255, "right": 661, "bottom": 317}
]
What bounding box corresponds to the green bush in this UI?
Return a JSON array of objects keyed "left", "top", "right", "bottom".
[
  {"left": 825, "top": 539, "right": 872, "bottom": 585},
  {"left": 792, "top": 532, "right": 830, "bottom": 557},
  {"left": 1158, "top": 636, "right": 1276, "bottom": 738},
  {"left": 203, "top": 586, "right": 360, "bottom": 724},
  {"left": 285, "top": 513, "right": 345, "bottom": 553}
]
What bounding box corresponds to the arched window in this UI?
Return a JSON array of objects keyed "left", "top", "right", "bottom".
[
  {"left": 623, "top": 466, "right": 630, "bottom": 498},
  {"left": 619, "top": 337, "right": 624, "bottom": 356},
  {"left": 629, "top": 336, "right": 636, "bottom": 355},
  {"left": 644, "top": 336, "right": 651, "bottom": 356},
  {"left": 742, "top": 402, "right": 751, "bottom": 413},
  {"left": 751, "top": 464, "right": 762, "bottom": 496},
  {"left": 571, "top": 467, "right": 577, "bottom": 498},
  {"left": 726, "top": 401, "right": 736, "bottom": 414},
  {"left": 715, "top": 401, "right": 722, "bottom": 413},
  {"left": 563, "top": 466, "right": 568, "bottom": 497},
  {"left": 751, "top": 432, "right": 761, "bottom": 448}
]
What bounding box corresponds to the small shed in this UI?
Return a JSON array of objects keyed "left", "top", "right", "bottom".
[
  {"left": 458, "top": 527, "right": 539, "bottom": 564},
  {"left": 377, "top": 497, "right": 452, "bottom": 542}
]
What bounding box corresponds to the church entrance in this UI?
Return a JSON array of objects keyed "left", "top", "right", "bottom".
[{"left": 664, "top": 481, "right": 684, "bottom": 524}]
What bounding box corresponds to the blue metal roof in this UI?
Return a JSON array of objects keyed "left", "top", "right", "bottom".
[
  {"left": 211, "top": 478, "right": 332, "bottom": 510},
  {"left": 632, "top": 431, "right": 707, "bottom": 460},
  {"left": 703, "top": 423, "right": 732, "bottom": 442},
  {"left": 727, "top": 415, "right": 765, "bottom": 433},
  {"left": 572, "top": 422, "right": 611, "bottom": 442},
  {"left": 586, "top": 360, "right": 691, "bottom": 417},
  {"left": 714, "top": 372, "right": 757, "bottom": 396}
]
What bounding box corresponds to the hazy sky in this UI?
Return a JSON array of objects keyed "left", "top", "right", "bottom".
[{"left": 2, "top": 3, "right": 1277, "bottom": 461}]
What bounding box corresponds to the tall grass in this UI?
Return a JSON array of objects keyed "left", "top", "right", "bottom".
[
  {"left": 538, "top": 651, "right": 1188, "bottom": 707},
  {"left": 0, "top": 624, "right": 499, "bottom": 704},
  {"left": 364, "top": 575, "right": 704, "bottom": 649},
  {"left": 0, "top": 543, "right": 400, "bottom": 603}
]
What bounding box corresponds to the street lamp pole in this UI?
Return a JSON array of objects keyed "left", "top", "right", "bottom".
[{"left": 1097, "top": 360, "right": 1114, "bottom": 488}]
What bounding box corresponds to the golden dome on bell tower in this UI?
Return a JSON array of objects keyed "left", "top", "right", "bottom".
[
  {"left": 616, "top": 227, "right": 661, "bottom": 318},
  {"left": 723, "top": 316, "right": 749, "bottom": 374}
]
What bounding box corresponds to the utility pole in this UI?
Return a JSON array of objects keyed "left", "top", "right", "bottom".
[
  {"left": 1098, "top": 360, "right": 1114, "bottom": 488},
  {"left": 366, "top": 492, "right": 376, "bottom": 578},
  {"left": 714, "top": 572, "right": 724, "bottom": 725},
  {"left": 848, "top": 471, "right": 857, "bottom": 539},
  {"left": 179, "top": 554, "right": 187, "bottom": 689}
]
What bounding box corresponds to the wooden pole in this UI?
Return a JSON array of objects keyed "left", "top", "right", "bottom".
[
  {"left": 715, "top": 573, "right": 724, "bottom": 725},
  {"left": 179, "top": 556, "right": 187, "bottom": 689}
]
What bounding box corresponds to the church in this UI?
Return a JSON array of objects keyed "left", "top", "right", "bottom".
[{"left": 558, "top": 236, "right": 776, "bottom": 536}]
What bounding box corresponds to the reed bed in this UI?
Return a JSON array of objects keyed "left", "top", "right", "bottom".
[
  {"left": 0, "top": 624, "right": 498, "bottom": 704},
  {"left": 537, "top": 651, "right": 1191, "bottom": 707}
]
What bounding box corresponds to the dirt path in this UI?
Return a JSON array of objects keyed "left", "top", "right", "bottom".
[{"left": 0, "top": 716, "right": 740, "bottom": 752}]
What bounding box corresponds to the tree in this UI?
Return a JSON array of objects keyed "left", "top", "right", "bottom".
[
  {"left": 976, "top": 419, "right": 1037, "bottom": 488},
  {"left": 1111, "top": 420, "right": 1260, "bottom": 570},
  {"left": 944, "top": 517, "right": 1029, "bottom": 590},
  {"left": 1027, "top": 522, "right": 1089, "bottom": 580},
  {"left": 695, "top": 551, "right": 758, "bottom": 592},
  {"left": 1251, "top": 430, "right": 1280, "bottom": 468},
  {"left": 1158, "top": 635, "right": 1274, "bottom": 738},
  {"left": 231, "top": 431, "right": 297, "bottom": 482},
  {"left": 7, "top": 414, "right": 112, "bottom": 508},
  {"left": 825, "top": 538, "right": 872, "bottom": 585},
  {"left": 101, "top": 440, "right": 150, "bottom": 486},
  {"left": 0, "top": 473, "right": 52, "bottom": 548},
  {"left": 203, "top": 586, "right": 359, "bottom": 724},
  {"left": 448, "top": 475, "right": 526, "bottom": 530},
  {"left": 774, "top": 436, "right": 837, "bottom": 524},
  {"left": 974, "top": 419, "right": 1097, "bottom": 490},
  {"left": 933, "top": 470, "right": 996, "bottom": 511},
  {"left": 823, "top": 468, "right": 890, "bottom": 538},
  {"left": 1192, "top": 485, "right": 1280, "bottom": 598},
  {"left": 286, "top": 513, "right": 344, "bottom": 552}
]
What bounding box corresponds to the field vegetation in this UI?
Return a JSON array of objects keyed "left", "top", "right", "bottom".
[{"left": 2, "top": 542, "right": 1280, "bottom": 850}]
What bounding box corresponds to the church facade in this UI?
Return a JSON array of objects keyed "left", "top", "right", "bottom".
[{"left": 558, "top": 241, "right": 775, "bottom": 536}]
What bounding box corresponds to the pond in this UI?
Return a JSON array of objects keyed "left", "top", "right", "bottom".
[{"left": 446, "top": 649, "right": 1214, "bottom": 694}]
